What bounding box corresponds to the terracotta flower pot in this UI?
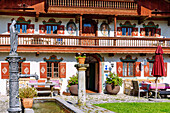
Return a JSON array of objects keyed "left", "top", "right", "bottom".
[
  {"left": 69, "top": 85, "right": 78, "bottom": 96},
  {"left": 22, "top": 98, "right": 34, "bottom": 108},
  {"left": 106, "top": 84, "right": 120, "bottom": 95},
  {"left": 78, "top": 57, "right": 86, "bottom": 64}
]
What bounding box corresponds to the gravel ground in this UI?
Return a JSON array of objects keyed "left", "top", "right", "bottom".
[{"left": 1, "top": 94, "right": 170, "bottom": 113}]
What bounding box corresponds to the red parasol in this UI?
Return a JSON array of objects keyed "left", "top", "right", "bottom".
[{"left": 152, "top": 46, "right": 165, "bottom": 98}]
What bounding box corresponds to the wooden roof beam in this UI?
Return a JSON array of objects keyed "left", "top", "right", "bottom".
[{"left": 138, "top": 16, "right": 149, "bottom": 25}]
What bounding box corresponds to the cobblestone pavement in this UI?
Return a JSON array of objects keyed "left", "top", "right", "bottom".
[
  {"left": 60, "top": 93, "right": 170, "bottom": 113},
  {"left": 0, "top": 95, "right": 8, "bottom": 113},
  {"left": 1, "top": 94, "right": 170, "bottom": 113}
]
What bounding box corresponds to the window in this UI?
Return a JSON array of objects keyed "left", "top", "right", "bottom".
[
  {"left": 122, "top": 27, "right": 132, "bottom": 36},
  {"left": 47, "top": 62, "right": 59, "bottom": 78},
  {"left": 46, "top": 25, "right": 58, "bottom": 34},
  {"left": 82, "top": 19, "right": 97, "bottom": 35},
  {"left": 123, "top": 62, "right": 134, "bottom": 77},
  {"left": 145, "top": 28, "right": 156, "bottom": 36},
  {"left": 149, "top": 62, "right": 153, "bottom": 76}
]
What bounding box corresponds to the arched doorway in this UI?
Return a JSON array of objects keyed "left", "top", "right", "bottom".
[{"left": 85, "top": 54, "right": 100, "bottom": 93}]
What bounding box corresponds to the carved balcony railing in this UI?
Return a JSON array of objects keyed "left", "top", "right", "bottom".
[
  {"left": 48, "top": 0, "right": 137, "bottom": 9},
  {"left": 0, "top": 34, "right": 170, "bottom": 47}
]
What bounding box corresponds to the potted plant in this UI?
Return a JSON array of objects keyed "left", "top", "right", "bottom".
[
  {"left": 105, "top": 72, "right": 123, "bottom": 95},
  {"left": 75, "top": 53, "right": 86, "bottom": 64},
  {"left": 19, "top": 86, "right": 37, "bottom": 108},
  {"left": 67, "top": 74, "right": 78, "bottom": 95}
]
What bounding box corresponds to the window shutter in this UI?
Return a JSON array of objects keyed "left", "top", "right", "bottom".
[
  {"left": 59, "top": 62, "right": 66, "bottom": 78},
  {"left": 40, "top": 62, "right": 47, "bottom": 78},
  {"left": 164, "top": 62, "right": 167, "bottom": 77},
  {"left": 132, "top": 28, "right": 138, "bottom": 36},
  {"left": 57, "top": 25, "right": 65, "bottom": 34},
  {"left": 140, "top": 28, "right": 145, "bottom": 36},
  {"left": 8, "top": 23, "right": 11, "bottom": 33},
  {"left": 155, "top": 28, "right": 161, "bottom": 37},
  {"left": 144, "top": 62, "right": 149, "bottom": 77},
  {"left": 117, "top": 62, "right": 123, "bottom": 77},
  {"left": 27, "top": 24, "right": 34, "bottom": 33},
  {"left": 117, "top": 27, "right": 122, "bottom": 36},
  {"left": 135, "top": 62, "right": 141, "bottom": 77},
  {"left": 39, "top": 25, "right": 46, "bottom": 34},
  {"left": 22, "top": 63, "right": 30, "bottom": 74},
  {"left": 1, "top": 63, "right": 9, "bottom": 79}
]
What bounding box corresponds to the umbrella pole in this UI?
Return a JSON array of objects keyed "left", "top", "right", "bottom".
[{"left": 155, "top": 77, "right": 158, "bottom": 99}]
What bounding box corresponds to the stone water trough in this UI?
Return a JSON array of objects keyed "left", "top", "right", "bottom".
[{"left": 26, "top": 97, "right": 83, "bottom": 113}]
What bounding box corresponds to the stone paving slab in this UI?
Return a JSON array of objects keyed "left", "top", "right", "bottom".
[{"left": 0, "top": 95, "right": 8, "bottom": 113}]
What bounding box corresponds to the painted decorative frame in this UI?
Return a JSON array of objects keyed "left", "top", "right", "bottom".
[
  {"left": 66, "top": 21, "right": 76, "bottom": 34},
  {"left": 100, "top": 22, "right": 109, "bottom": 36}
]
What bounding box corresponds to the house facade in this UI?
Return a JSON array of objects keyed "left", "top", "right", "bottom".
[{"left": 0, "top": 0, "right": 169, "bottom": 95}]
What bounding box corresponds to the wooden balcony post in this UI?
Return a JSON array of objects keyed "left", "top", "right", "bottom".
[
  {"left": 114, "top": 15, "right": 117, "bottom": 37},
  {"left": 79, "top": 14, "right": 83, "bottom": 36},
  {"left": 114, "top": 15, "right": 117, "bottom": 46},
  {"left": 79, "top": 14, "right": 83, "bottom": 45}
]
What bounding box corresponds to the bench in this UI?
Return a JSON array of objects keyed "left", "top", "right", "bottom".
[
  {"left": 124, "top": 79, "right": 160, "bottom": 96},
  {"left": 28, "top": 79, "right": 62, "bottom": 97}
]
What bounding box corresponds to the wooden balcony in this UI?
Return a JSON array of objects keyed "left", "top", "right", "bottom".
[
  {"left": 47, "top": 0, "right": 138, "bottom": 15},
  {"left": 0, "top": 34, "right": 170, "bottom": 54},
  {"left": 48, "top": 0, "right": 137, "bottom": 9}
]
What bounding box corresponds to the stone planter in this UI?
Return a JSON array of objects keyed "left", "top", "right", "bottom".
[
  {"left": 106, "top": 84, "right": 120, "bottom": 95},
  {"left": 22, "top": 98, "right": 33, "bottom": 108},
  {"left": 69, "top": 85, "right": 78, "bottom": 96}
]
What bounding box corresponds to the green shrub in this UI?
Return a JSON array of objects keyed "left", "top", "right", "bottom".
[
  {"left": 105, "top": 72, "right": 123, "bottom": 86},
  {"left": 19, "top": 86, "right": 37, "bottom": 98},
  {"left": 67, "top": 74, "right": 78, "bottom": 87}
]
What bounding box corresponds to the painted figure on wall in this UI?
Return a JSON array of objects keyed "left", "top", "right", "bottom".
[
  {"left": 10, "top": 20, "right": 18, "bottom": 55},
  {"left": 101, "top": 23, "right": 109, "bottom": 36}
]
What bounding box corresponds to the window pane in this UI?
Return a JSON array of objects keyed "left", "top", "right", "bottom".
[
  {"left": 46, "top": 26, "right": 51, "bottom": 34},
  {"left": 149, "top": 63, "right": 153, "bottom": 76},
  {"left": 53, "top": 26, "right": 57, "bottom": 34},
  {"left": 145, "top": 28, "right": 149, "bottom": 36},
  {"left": 123, "top": 63, "right": 127, "bottom": 76},
  {"left": 129, "top": 63, "right": 134, "bottom": 76},
  {"left": 16, "top": 24, "right": 20, "bottom": 33},
  {"left": 54, "top": 63, "right": 59, "bottom": 77},
  {"left": 22, "top": 25, "right": 27, "bottom": 33},
  {"left": 128, "top": 28, "right": 132, "bottom": 36},
  {"left": 122, "top": 28, "right": 126, "bottom": 36}
]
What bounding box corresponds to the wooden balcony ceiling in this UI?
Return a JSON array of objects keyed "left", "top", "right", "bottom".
[
  {"left": 0, "top": 45, "right": 170, "bottom": 54},
  {"left": 48, "top": 7, "right": 138, "bottom": 15}
]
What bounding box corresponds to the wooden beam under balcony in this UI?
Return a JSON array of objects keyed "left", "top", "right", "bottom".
[{"left": 0, "top": 45, "right": 170, "bottom": 54}]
